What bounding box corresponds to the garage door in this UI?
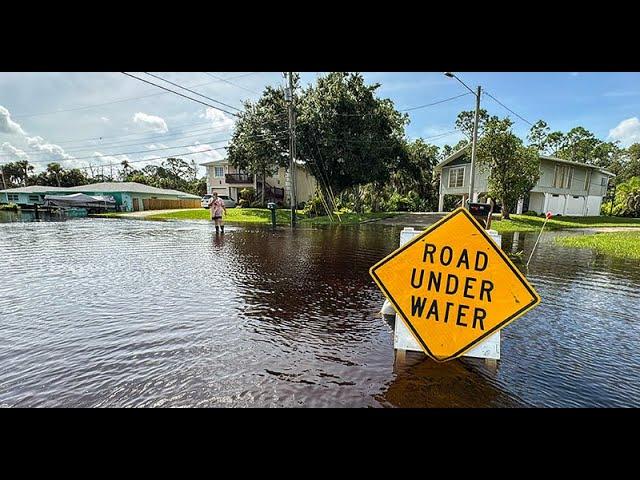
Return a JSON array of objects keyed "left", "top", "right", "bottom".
[
  {"left": 546, "top": 194, "right": 565, "bottom": 215},
  {"left": 565, "top": 195, "right": 585, "bottom": 216}
]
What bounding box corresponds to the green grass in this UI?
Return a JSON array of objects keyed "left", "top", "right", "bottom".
[
  {"left": 100, "top": 208, "right": 401, "bottom": 226},
  {"left": 146, "top": 208, "right": 297, "bottom": 224},
  {"left": 555, "top": 231, "right": 640, "bottom": 260},
  {"left": 298, "top": 211, "right": 401, "bottom": 225},
  {"left": 490, "top": 215, "right": 640, "bottom": 233}
]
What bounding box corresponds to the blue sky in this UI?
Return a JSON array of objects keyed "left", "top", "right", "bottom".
[{"left": 1, "top": 72, "right": 639, "bottom": 176}]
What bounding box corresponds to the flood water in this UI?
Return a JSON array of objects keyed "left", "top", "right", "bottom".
[{"left": 1, "top": 212, "right": 639, "bottom": 407}]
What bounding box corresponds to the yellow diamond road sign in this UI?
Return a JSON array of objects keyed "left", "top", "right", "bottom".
[{"left": 370, "top": 207, "right": 541, "bottom": 362}]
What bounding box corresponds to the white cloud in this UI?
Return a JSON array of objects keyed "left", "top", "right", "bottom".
[
  {"left": 25, "top": 136, "right": 74, "bottom": 162},
  {"left": 133, "top": 112, "right": 168, "bottom": 133},
  {"left": 608, "top": 117, "right": 640, "bottom": 147},
  {"left": 0, "top": 105, "right": 26, "bottom": 135},
  {"left": 570, "top": 72, "right": 580, "bottom": 77},
  {"left": 1, "top": 142, "right": 30, "bottom": 161},
  {"left": 100, "top": 116, "right": 110, "bottom": 123},
  {"left": 186, "top": 142, "right": 225, "bottom": 163},
  {"left": 199, "top": 108, "right": 235, "bottom": 131}
]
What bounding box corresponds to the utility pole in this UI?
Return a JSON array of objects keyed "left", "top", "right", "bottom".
[
  {"left": 286, "top": 72, "right": 297, "bottom": 227},
  {"left": 468, "top": 85, "right": 481, "bottom": 206},
  {"left": 444, "top": 73, "right": 482, "bottom": 210},
  {"left": 1, "top": 167, "right": 6, "bottom": 190}
]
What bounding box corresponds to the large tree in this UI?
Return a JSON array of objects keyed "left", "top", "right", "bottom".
[
  {"left": 390, "top": 139, "right": 440, "bottom": 211},
  {"left": 227, "top": 84, "right": 290, "bottom": 206},
  {"left": 296, "top": 72, "right": 407, "bottom": 205},
  {"left": 477, "top": 117, "right": 540, "bottom": 219}
]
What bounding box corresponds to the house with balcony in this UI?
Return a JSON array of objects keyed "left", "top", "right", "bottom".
[
  {"left": 435, "top": 146, "right": 615, "bottom": 216},
  {"left": 201, "top": 158, "right": 317, "bottom": 207}
]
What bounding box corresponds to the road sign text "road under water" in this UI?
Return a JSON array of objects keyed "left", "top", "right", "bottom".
[{"left": 409, "top": 244, "right": 493, "bottom": 331}]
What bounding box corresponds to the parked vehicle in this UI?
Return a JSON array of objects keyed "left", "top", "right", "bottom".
[
  {"left": 201, "top": 194, "right": 212, "bottom": 209},
  {"left": 201, "top": 194, "right": 237, "bottom": 209}
]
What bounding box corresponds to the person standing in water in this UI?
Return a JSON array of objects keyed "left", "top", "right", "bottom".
[{"left": 208, "top": 192, "right": 226, "bottom": 234}]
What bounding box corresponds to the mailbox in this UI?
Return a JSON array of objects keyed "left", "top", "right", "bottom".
[
  {"left": 468, "top": 201, "right": 494, "bottom": 229},
  {"left": 266, "top": 202, "right": 276, "bottom": 210}
]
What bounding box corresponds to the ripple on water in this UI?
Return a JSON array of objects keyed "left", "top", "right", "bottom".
[{"left": 0, "top": 219, "right": 639, "bottom": 407}]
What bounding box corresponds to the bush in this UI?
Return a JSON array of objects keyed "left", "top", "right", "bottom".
[
  {"left": 0, "top": 203, "right": 19, "bottom": 211},
  {"left": 522, "top": 210, "right": 539, "bottom": 216},
  {"left": 240, "top": 188, "right": 256, "bottom": 202},
  {"left": 237, "top": 199, "right": 250, "bottom": 208},
  {"left": 302, "top": 195, "right": 329, "bottom": 217}
]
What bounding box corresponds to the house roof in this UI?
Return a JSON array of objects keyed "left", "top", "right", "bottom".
[
  {"left": 435, "top": 144, "right": 615, "bottom": 176},
  {"left": 0, "top": 182, "right": 200, "bottom": 198},
  {"left": 200, "top": 159, "right": 227, "bottom": 166},
  {"left": 0, "top": 185, "right": 68, "bottom": 194}
]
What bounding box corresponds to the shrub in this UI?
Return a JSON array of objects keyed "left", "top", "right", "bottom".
[
  {"left": 0, "top": 203, "right": 19, "bottom": 211},
  {"left": 240, "top": 188, "right": 256, "bottom": 202},
  {"left": 522, "top": 210, "right": 539, "bottom": 216},
  {"left": 302, "top": 195, "right": 329, "bottom": 217},
  {"left": 237, "top": 199, "right": 250, "bottom": 208}
]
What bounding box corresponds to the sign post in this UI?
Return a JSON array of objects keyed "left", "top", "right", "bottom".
[{"left": 370, "top": 207, "right": 541, "bottom": 363}]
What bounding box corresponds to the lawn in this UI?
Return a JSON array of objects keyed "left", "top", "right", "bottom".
[
  {"left": 298, "top": 211, "right": 400, "bottom": 225},
  {"left": 555, "top": 231, "right": 640, "bottom": 260},
  {"left": 146, "top": 208, "right": 296, "bottom": 224},
  {"left": 490, "top": 215, "right": 640, "bottom": 233},
  {"left": 124, "top": 208, "right": 401, "bottom": 225}
]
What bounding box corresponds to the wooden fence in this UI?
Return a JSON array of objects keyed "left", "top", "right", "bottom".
[{"left": 142, "top": 198, "right": 201, "bottom": 210}]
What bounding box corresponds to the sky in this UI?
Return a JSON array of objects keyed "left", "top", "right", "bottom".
[{"left": 1, "top": 71, "right": 639, "bottom": 177}]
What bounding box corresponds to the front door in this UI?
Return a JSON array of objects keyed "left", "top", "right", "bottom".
[{"left": 132, "top": 198, "right": 139, "bottom": 211}]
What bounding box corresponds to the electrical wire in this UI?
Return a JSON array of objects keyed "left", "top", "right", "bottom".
[
  {"left": 11, "top": 73, "right": 259, "bottom": 119},
  {"left": 121, "top": 72, "right": 239, "bottom": 117},
  {"left": 202, "top": 72, "right": 259, "bottom": 94},
  {"left": 143, "top": 72, "right": 243, "bottom": 113},
  {"left": 484, "top": 91, "right": 533, "bottom": 126}
]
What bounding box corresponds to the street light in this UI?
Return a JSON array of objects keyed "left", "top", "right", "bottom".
[{"left": 444, "top": 72, "right": 481, "bottom": 209}]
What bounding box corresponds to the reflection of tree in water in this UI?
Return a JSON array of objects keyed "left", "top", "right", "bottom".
[
  {"left": 226, "top": 225, "right": 399, "bottom": 349},
  {"left": 375, "top": 353, "right": 525, "bottom": 407}
]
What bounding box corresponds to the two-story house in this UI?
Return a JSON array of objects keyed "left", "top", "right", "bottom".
[
  {"left": 435, "top": 146, "right": 615, "bottom": 216},
  {"left": 201, "top": 158, "right": 317, "bottom": 207}
]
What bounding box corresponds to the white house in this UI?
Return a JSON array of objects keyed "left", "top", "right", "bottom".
[
  {"left": 435, "top": 146, "right": 615, "bottom": 216},
  {"left": 201, "top": 158, "right": 317, "bottom": 207}
]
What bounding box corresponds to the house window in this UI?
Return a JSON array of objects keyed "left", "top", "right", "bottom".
[
  {"left": 214, "top": 167, "right": 224, "bottom": 178},
  {"left": 553, "top": 165, "right": 573, "bottom": 189},
  {"left": 601, "top": 177, "right": 608, "bottom": 186},
  {"left": 28, "top": 194, "right": 40, "bottom": 202},
  {"left": 8, "top": 193, "right": 19, "bottom": 202},
  {"left": 584, "top": 170, "right": 592, "bottom": 191},
  {"left": 448, "top": 167, "right": 465, "bottom": 188}
]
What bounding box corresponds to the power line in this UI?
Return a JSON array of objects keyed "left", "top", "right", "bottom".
[
  {"left": 1, "top": 124, "right": 233, "bottom": 157},
  {"left": 143, "top": 72, "right": 243, "bottom": 113},
  {"left": 1, "top": 131, "right": 288, "bottom": 167},
  {"left": 202, "top": 72, "right": 259, "bottom": 95},
  {"left": 400, "top": 93, "right": 472, "bottom": 112},
  {"left": 121, "top": 72, "right": 239, "bottom": 117},
  {"left": 11, "top": 73, "right": 259, "bottom": 119},
  {"left": 484, "top": 91, "right": 533, "bottom": 126}
]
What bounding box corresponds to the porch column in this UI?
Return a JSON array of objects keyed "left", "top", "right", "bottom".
[
  {"left": 471, "top": 191, "right": 479, "bottom": 202},
  {"left": 542, "top": 193, "right": 550, "bottom": 213},
  {"left": 562, "top": 195, "right": 569, "bottom": 216},
  {"left": 516, "top": 198, "right": 524, "bottom": 214},
  {"left": 438, "top": 193, "right": 445, "bottom": 212}
]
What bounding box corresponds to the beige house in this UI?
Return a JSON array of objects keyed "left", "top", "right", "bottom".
[
  {"left": 435, "top": 146, "right": 615, "bottom": 216},
  {"left": 201, "top": 158, "right": 317, "bottom": 207}
]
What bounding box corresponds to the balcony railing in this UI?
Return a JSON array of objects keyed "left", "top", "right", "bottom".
[{"left": 225, "top": 173, "right": 254, "bottom": 184}]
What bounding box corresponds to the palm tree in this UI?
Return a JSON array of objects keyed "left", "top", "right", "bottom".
[
  {"left": 46, "top": 162, "right": 63, "bottom": 187},
  {"left": 15, "top": 160, "right": 34, "bottom": 187},
  {"left": 121, "top": 160, "right": 131, "bottom": 180}
]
